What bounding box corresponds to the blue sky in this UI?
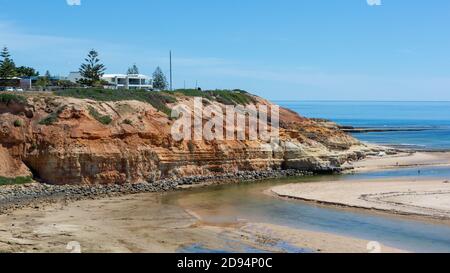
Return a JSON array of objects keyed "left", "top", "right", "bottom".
[{"left": 1, "top": 0, "right": 449, "bottom": 101}]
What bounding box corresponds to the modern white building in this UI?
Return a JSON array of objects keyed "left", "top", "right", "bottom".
[
  {"left": 67, "top": 72, "right": 153, "bottom": 90},
  {"left": 102, "top": 74, "right": 153, "bottom": 90},
  {"left": 67, "top": 72, "right": 83, "bottom": 83}
]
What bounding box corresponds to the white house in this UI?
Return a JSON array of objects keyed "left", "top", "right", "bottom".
[
  {"left": 102, "top": 74, "right": 153, "bottom": 90},
  {"left": 67, "top": 72, "right": 153, "bottom": 90},
  {"left": 67, "top": 72, "right": 83, "bottom": 83}
]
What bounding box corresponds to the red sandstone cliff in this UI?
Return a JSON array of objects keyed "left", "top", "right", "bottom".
[{"left": 0, "top": 91, "right": 377, "bottom": 185}]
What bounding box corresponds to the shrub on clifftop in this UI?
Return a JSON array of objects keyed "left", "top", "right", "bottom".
[
  {"left": 165, "top": 89, "right": 257, "bottom": 105},
  {"left": 0, "top": 93, "right": 26, "bottom": 105}
]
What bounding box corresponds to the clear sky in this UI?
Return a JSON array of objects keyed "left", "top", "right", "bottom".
[{"left": 1, "top": 0, "right": 449, "bottom": 101}]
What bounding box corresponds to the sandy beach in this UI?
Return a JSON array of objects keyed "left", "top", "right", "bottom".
[
  {"left": 271, "top": 178, "right": 450, "bottom": 221},
  {"left": 0, "top": 192, "right": 403, "bottom": 253},
  {"left": 2, "top": 151, "right": 450, "bottom": 253},
  {"left": 344, "top": 151, "right": 450, "bottom": 173},
  {"left": 272, "top": 151, "right": 450, "bottom": 222}
]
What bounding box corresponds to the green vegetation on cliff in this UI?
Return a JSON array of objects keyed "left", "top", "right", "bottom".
[
  {"left": 165, "top": 89, "right": 256, "bottom": 105},
  {"left": 88, "top": 106, "right": 112, "bottom": 125},
  {"left": 55, "top": 89, "right": 175, "bottom": 116},
  {"left": 0, "top": 176, "right": 33, "bottom": 186},
  {"left": 54, "top": 88, "right": 256, "bottom": 117},
  {"left": 39, "top": 113, "right": 59, "bottom": 126},
  {"left": 0, "top": 93, "right": 26, "bottom": 105}
]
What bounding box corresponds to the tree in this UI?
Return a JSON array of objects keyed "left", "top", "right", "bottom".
[
  {"left": 152, "top": 67, "right": 168, "bottom": 90},
  {"left": 36, "top": 76, "right": 50, "bottom": 90},
  {"left": 0, "top": 47, "right": 17, "bottom": 78},
  {"left": 56, "top": 80, "right": 78, "bottom": 88},
  {"left": 16, "top": 66, "right": 39, "bottom": 77},
  {"left": 127, "top": 64, "right": 139, "bottom": 75},
  {"left": 45, "top": 70, "right": 52, "bottom": 79},
  {"left": 79, "top": 49, "right": 106, "bottom": 86}
]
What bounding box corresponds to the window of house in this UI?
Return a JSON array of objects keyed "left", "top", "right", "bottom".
[{"left": 129, "top": 78, "right": 140, "bottom": 85}]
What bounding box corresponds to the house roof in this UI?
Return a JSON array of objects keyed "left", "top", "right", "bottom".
[
  {"left": 103, "top": 74, "right": 151, "bottom": 79},
  {"left": 0, "top": 77, "right": 22, "bottom": 80}
]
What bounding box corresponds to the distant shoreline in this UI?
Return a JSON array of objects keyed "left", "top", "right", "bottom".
[
  {"left": 273, "top": 100, "right": 450, "bottom": 103},
  {"left": 342, "top": 127, "right": 431, "bottom": 133}
]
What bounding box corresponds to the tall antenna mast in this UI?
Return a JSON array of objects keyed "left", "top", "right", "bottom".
[{"left": 169, "top": 50, "right": 173, "bottom": 91}]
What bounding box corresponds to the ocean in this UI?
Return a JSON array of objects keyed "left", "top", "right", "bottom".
[{"left": 277, "top": 101, "right": 450, "bottom": 151}]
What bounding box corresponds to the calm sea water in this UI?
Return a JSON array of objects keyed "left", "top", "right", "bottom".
[{"left": 277, "top": 101, "right": 450, "bottom": 150}]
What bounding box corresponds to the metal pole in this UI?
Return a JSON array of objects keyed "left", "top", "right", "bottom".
[{"left": 170, "top": 50, "right": 173, "bottom": 91}]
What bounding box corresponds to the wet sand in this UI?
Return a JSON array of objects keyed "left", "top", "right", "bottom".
[
  {"left": 272, "top": 151, "right": 450, "bottom": 222},
  {"left": 271, "top": 178, "right": 450, "bottom": 221},
  {"left": 0, "top": 192, "right": 403, "bottom": 253}
]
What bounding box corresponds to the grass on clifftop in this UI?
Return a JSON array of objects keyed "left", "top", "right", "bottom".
[
  {"left": 0, "top": 93, "right": 27, "bottom": 105},
  {"left": 0, "top": 176, "right": 33, "bottom": 186},
  {"left": 55, "top": 89, "right": 176, "bottom": 116},
  {"left": 55, "top": 88, "right": 257, "bottom": 117},
  {"left": 165, "top": 89, "right": 256, "bottom": 105}
]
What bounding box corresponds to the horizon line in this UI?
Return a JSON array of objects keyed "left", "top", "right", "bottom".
[{"left": 272, "top": 99, "right": 450, "bottom": 103}]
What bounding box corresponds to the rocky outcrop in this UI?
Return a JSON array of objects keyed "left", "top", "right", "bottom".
[{"left": 0, "top": 92, "right": 381, "bottom": 185}]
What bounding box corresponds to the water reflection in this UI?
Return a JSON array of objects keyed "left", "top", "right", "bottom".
[{"left": 165, "top": 169, "right": 450, "bottom": 252}]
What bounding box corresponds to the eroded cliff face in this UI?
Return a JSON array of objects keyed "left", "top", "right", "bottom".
[{"left": 0, "top": 92, "right": 377, "bottom": 185}]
